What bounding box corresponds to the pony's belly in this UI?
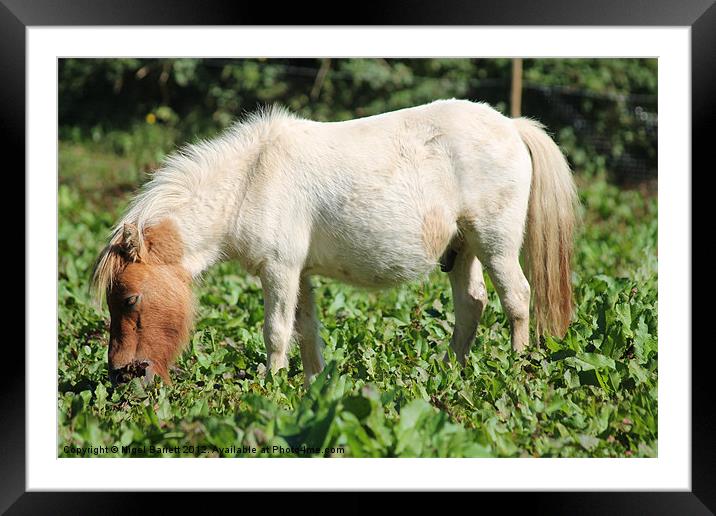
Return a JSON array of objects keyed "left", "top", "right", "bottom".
[
  {"left": 306, "top": 218, "right": 456, "bottom": 288},
  {"left": 307, "top": 257, "right": 431, "bottom": 288}
]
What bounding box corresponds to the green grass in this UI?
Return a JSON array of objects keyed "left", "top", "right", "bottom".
[{"left": 58, "top": 124, "right": 657, "bottom": 458}]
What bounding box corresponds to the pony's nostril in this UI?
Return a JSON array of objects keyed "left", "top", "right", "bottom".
[{"left": 108, "top": 368, "right": 121, "bottom": 385}]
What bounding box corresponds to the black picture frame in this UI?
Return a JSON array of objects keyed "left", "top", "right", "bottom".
[{"left": 7, "top": 0, "right": 708, "bottom": 513}]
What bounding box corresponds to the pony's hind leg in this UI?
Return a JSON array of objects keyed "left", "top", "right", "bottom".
[
  {"left": 260, "top": 263, "right": 301, "bottom": 372},
  {"left": 295, "top": 275, "right": 325, "bottom": 385},
  {"left": 463, "top": 212, "right": 531, "bottom": 352},
  {"left": 483, "top": 252, "right": 531, "bottom": 352},
  {"left": 447, "top": 249, "right": 487, "bottom": 364}
]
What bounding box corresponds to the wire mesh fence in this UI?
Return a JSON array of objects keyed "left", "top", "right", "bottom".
[
  {"left": 266, "top": 62, "right": 658, "bottom": 185},
  {"left": 469, "top": 79, "right": 657, "bottom": 186}
]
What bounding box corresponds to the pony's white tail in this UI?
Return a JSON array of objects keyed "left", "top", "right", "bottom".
[{"left": 514, "top": 118, "right": 579, "bottom": 338}]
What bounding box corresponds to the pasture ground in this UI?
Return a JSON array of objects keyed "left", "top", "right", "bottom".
[{"left": 58, "top": 125, "right": 657, "bottom": 457}]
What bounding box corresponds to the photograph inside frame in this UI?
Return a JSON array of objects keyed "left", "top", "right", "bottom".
[{"left": 57, "top": 58, "right": 658, "bottom": 459}]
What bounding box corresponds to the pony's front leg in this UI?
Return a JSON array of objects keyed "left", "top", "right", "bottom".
[
  {"left": 260, "top": 263, "right": 301, "bottom": 373},
  {"left": 295, "top": 275, "right": 325, "bottom": 386}
]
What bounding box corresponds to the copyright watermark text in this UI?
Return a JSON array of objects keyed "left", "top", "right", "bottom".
[{"left": 62, "top": 444, "right": 345, "bottom": 457}]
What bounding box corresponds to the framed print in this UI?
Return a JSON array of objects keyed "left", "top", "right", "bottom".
[{"left": 7, "top": 0, "right": 710, "bottom": 512}]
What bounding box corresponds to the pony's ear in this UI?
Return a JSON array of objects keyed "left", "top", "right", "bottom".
[
  {"left": 121, "top": 223, "right": 142, "bottom": 262},
  {"left": 143, "top": 219, "right": 183, "bottom": 264}
]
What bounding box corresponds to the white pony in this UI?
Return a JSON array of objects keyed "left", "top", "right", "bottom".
[{"left": 92, "top": 99, "right": 577, "bottom": 386}]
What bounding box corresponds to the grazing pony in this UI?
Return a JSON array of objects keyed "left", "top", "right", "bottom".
[{"left": 92, "top": 99, "right": 577, "bottom": 386}]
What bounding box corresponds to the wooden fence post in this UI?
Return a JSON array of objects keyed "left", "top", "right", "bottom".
[{"left": 511, "top": 58, "right": 523, "bottom": 118}]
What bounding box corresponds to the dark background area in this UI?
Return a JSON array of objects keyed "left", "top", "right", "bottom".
[{"left": 58, "top": 58, "right": 657, "bottom": 187}]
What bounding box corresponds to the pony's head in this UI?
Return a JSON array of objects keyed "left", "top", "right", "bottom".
[{"left": 91, "top": 219, "right": 194, "bottom": 385}]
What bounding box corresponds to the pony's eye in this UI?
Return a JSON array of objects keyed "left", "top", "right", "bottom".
[{"left": 124, "top": 295, "right": 140, "bottom": 308}]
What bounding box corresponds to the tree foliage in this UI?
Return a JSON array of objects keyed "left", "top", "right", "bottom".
[{"left": 59, "top": 58, "right": 657, "bottom": 183}]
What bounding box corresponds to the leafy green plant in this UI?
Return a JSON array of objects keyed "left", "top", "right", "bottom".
[{"left": 58, "top": 127, "right": 657, "bottom": 457}]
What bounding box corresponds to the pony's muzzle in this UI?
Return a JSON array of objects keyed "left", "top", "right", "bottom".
[{"left": 109, "top": 360, "right": 151, "bottom": 386}]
